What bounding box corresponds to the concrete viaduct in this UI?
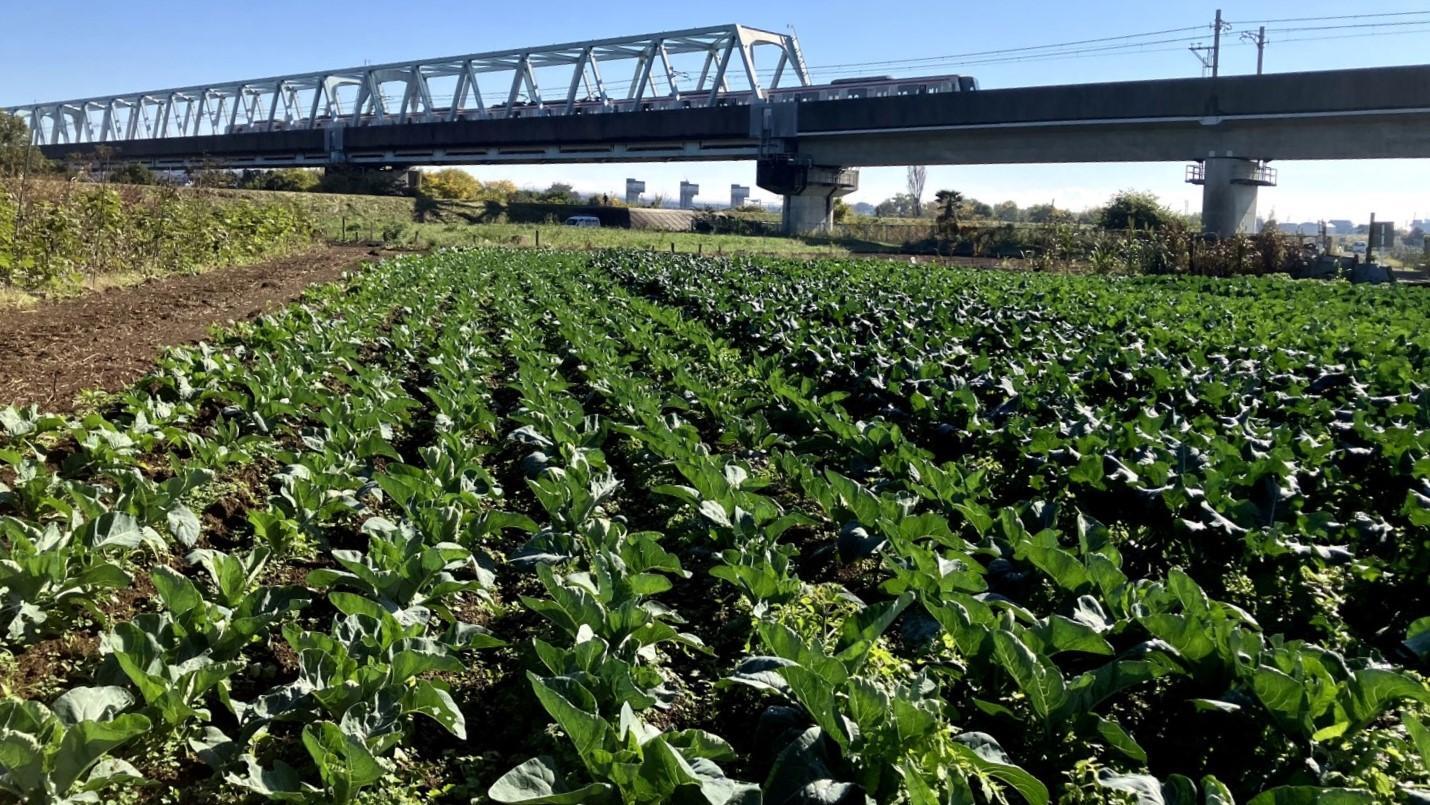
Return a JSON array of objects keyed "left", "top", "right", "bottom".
[{"left": 10, "top": 26, "right": 1430, "bottom": 236}]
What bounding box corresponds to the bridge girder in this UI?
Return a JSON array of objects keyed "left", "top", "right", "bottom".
[{"left": 3, "top": 24, "right": 811, "bottom": 147}]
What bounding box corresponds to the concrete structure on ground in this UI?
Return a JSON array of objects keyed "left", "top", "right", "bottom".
[
  {"left": 17, "top": 29, "right": 1430, "bottom": 238},
  {"left": 1186, "top": 157, "right": 1277, "bottom": 237},
  {"left": 625, "top": 178, "right": 645, "bottom": 207},
  {"left": 756, "top": 159, "right": 858, "bottom": 235},
  {"left": 730, "top": 184, "right": 750, "bottom": 209},
  {"left": 679, "top": 181, "right": 700, "bottom": 209}
]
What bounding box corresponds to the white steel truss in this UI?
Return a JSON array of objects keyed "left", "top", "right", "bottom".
[{"left": 4, "top": 25, "right": 811, "bottom": 146}]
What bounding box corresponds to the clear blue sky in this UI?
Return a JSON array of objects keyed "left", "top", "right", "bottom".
[{"left": 5, "top": 0, "right": 1430, "bottom": 223}]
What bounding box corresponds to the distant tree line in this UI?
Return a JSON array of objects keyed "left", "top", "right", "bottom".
[{"left": 870, "top": 187, "right": 1193, "bottom": 232}]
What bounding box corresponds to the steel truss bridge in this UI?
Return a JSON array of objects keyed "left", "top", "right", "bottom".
[
  {"left": 9, "top": 25, "right": 1430, "bottom": 237},
  {"left": 6, "top": 25, "right": 810, "bottom": 147}
]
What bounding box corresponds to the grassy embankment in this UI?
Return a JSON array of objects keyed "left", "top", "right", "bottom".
[
  {"left": 241, "top": 188, "right": 853, "bottom": 256},
  {"left": 0, "top": 182, "right": 854, "bottom": 309}
]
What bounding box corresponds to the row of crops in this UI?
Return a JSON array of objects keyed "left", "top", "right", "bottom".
[{"left": 0, "top": 248, "right": 1426, "bottom": 804}]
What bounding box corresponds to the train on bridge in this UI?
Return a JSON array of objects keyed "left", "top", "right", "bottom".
[{"left": 227, "top": 74, "right": 980, "bottom": 134}]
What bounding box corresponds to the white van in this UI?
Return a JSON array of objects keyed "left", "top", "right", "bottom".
[{"left": 564, "top": 215, "right": 601, "bottom": 228}]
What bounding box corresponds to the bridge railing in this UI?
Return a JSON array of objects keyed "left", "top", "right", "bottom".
[{"left": 4, "top": 24, "right": 811, "bottom": 147}]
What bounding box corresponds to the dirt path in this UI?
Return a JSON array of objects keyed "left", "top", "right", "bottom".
[{"left": 0, "top": 246, "right": 378, "bottom": 411}]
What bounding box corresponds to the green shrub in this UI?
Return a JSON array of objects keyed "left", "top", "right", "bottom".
[{"left": 0, "top": 184, "right": 317, "bottom": 291}]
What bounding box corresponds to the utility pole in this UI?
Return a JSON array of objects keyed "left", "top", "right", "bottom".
[
  {"left": 1368, "top": 212, "right": 1377, "bottom": 265},
  {"left": 1190, "top": 9, "right": 1232, "bottom": 77},
  {"left": 1241, "top": 25, "right": 1268, "bottom": 75},
  {"left": 1212, "top": 9, "right": 1225, "bottom": 77}
]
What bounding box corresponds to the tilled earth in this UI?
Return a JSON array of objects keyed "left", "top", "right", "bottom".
[{"left": 0, "top": 246, "right": 378, "bottom": 410}]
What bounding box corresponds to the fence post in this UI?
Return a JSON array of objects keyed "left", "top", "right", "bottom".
[
  {"left": 340, "top": 216, "right": 347, "bottom": 242},
  {"left": 535, "top": 228, "right": 540, "bottom": 248}
]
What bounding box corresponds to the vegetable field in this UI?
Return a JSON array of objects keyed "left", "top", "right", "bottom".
[{"left": 1, "top": 249, "right": 1427, "bottom": 804}]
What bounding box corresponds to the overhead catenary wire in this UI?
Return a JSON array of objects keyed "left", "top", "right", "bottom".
[
  {"left": 1228, "top": 9, "right": 1430, "bottom": 25},
  {"left": 380, "top": 12, "right": 1430, "bottom": 107},
  {"left": 424, "top": 33, "right": 1211, "bottom": 105},
  {"left": 1254, "top": 24, "right": 1430, "bottom": 46},
  {"left": 776, "top": 25, "right": 1209, "bottom": 74},
  {"left": 1267, "top": 18, "right": 1430, "bottom": 34}
]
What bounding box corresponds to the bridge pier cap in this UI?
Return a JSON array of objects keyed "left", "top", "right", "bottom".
[
  {"left": 1193, "top": 155, "right": 1275, "bottom": 238},
  {"left": 757, "top": 158, "right": 858, "bottom": 236}
]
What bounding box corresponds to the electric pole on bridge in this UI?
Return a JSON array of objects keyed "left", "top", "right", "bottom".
[
  {"left": 1241, "top": 25, "right": 1268, "bottom": 75},
  {"left": 1189, "top": 9, "right": 1232, "bottom": 77}
]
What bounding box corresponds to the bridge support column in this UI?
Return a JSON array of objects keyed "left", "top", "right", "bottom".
[
  {"left": 1192, "top": 156, "right": 1277, "bottom": 237},
  {"left": 757, "top": 158, "right": 859, "bottom": 235}
]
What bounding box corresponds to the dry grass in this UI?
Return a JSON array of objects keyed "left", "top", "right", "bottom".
[{"left": 0, "top": 288, "right": 38, "bottom": 310}]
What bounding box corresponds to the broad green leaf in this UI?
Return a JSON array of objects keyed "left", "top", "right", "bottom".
[
  {"left": 992, "top": 629, "right": 1067, "bottom": 721},
  {"left": 948, "top": 732, "right": 1049, "bottom": 805},
  {"left": 529, "top": 673, "right": 611, "bottom": 765},
  {"left": 301, "top": 721, "right": 386, "bottom": 802},
  {"left": 1247, "top": 786, "right": 1376, "bottom": 804},
  {"left": 1092, "top": 714, "right": 1147, "bottom": 762},
  {"left": 51, "top": 713, "right": 151, "bottom": 795},
  {"left": 404, "top": 681, "right": 466, "bottom": 739},
  {"left": 488, "top": 756, "right": 613, "bottom": 804},
  {"left": 1406, "top": 617, "right": 1430, "bottom": 661},
  {"left": 52, "top": 686, "right": 134, "bottom": 725},
  {"left": 0, "top": 731, "right": 46, "bottom": 795},
  {"left": 226, "top": 755, "right": 311, "bottom": 801},
  {"left": 1094, "top": 772, "right": 1164, "bottom": 803},
  {"left": 151, "top": 566, "right": 203, "bottom": 616},
  {"left": 166, "top": 504, "right": 202, "bottom": 548},
  {"left": 1202, "top": 775, "right": 1236, "bottom": 805},
  {"left": 1035, "top": 615, "right": 1114, "bottom": 656},
  {"left": 835, "top": 592, "right": 913, "bottom": 672},
  {"left": 782, "top": 665, "right": 849, "bottom": 749},
  {"left": 1340, "top": 669, "right": 1430, "bottom": 729},
  {"left": 1253, "top": 665, "right": 1308, "bottom": 734}
]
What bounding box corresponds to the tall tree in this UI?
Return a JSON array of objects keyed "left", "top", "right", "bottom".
[
  {"left": 421, "top": 168, "right": 483, "bottom": 200},
  {"left": 906, "top": 166, "right": 927, "bottom": 217},
  {"left": 934, "top": 189, "right": 965, "bottom": 239},
  {"left": 1097, "top": 190, "right": 1173, "bottom": 231},
  {"left": 0, "top": 112, "right": 46, "bottom": 178}
]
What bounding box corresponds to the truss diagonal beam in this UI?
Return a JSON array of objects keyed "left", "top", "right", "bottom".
[{"left": 2, "top": 24, "right": 810, "bottom": 145}]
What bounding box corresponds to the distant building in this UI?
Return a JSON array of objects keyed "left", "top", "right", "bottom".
[{"left": 1328, "top": 220, "right": 1354, "bottom": 236}]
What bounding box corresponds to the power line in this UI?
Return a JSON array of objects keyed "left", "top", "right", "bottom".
[
  {"left": 784, "top": 25, "right": 1208, "bottom": 73},
  {"left": 1229, "top": 9, "right": 1430, "bottom": 25},
  {"left": 438, "top": 33, "right": 1210, "bottom": 102},
  {"left": 1264, "top": 24, "right": 1430, "bottom": 46},
  {"left": 369, "top": 12, "right": 1430, "bottom": 107},
  {"left": 788, "top": 35, "right": 1207, "bottom": 78},
  {"left": 1268, "top": 18, "right": 1430, "bottom": 34}
]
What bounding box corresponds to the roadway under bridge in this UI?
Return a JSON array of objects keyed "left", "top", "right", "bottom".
[{"left": 11, "top": 26, "right": 1430, "bottom": 237}]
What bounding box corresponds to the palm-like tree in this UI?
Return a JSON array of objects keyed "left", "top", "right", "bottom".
[{"left": 934, "top": 189, "right": 965, "bottom": 238}]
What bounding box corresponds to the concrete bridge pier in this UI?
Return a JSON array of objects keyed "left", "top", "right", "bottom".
[
  {"left": 757, "top": 158, "right": 859, "bottom": 235},
  {"left": 1191, "top": 156, "right": 1277, "bottom": 237}
]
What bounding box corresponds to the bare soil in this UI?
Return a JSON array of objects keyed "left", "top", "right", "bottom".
[{"left": 0, "top": 246, "right": 379, "bottom": 411}]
